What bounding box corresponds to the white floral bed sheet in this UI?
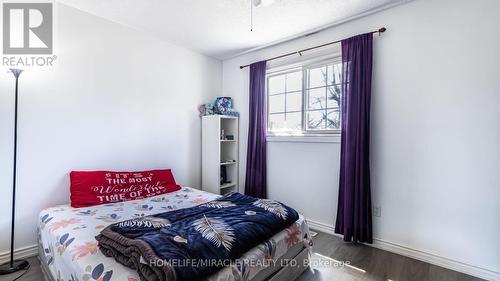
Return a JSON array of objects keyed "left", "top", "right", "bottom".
[{"left": 38, "top": 187, "right": 310, "bottom": 281}]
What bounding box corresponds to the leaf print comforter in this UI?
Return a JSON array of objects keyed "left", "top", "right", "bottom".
[
  {"left": 38, "top": 187, "right": 310, "bottom": 281},
  {"left": 95, "top": 192, "right": 300, "bottom": 281}
]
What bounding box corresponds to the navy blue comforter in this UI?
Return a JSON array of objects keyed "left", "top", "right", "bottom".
[{"left": 96, "top": 192, "right": 299, "bottom": 281}]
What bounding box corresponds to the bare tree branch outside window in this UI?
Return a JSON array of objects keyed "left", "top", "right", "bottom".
[
  {"left": 267, "top": 60, "right": 342, "bottom": 133},
  {"left": 307, "top": 64, "right": 341, "bottom": 130}
]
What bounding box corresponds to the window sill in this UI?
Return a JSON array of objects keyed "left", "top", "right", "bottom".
[{"left": 267, "top": 134, "right": 341, "bottom": 143}]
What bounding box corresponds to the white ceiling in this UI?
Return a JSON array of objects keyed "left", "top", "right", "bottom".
[{"left": 57, "top": 0, "right": 408, "bottom": 59}]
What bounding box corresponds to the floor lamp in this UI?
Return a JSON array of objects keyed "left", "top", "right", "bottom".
[{"left": 0, "top": 69, "right": 30, "bottom": 275}]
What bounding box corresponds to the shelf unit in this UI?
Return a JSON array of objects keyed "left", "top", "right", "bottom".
[{"left": 201, "top": 115, "right": 239, "bottom": 195}]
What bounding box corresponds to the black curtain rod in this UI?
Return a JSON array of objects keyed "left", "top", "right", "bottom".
[{"left": 239, "top": 27, "right": 386, "bottom": 69}]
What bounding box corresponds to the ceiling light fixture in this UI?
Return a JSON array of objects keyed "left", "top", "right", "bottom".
[
  {"left": 253, "top": 0, "right": 275, "bottom": 7},
  {"left": 250, "top": 0, "right": 276, "bottom": 31}
]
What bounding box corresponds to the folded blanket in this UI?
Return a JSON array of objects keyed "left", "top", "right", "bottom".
[{"left": 96, "top": 192, "right": 299, "bottom": 281}]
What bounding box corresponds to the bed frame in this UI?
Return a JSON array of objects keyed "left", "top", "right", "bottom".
[{"left": 38, "top": 241, "right": 311, "bottom": 281}]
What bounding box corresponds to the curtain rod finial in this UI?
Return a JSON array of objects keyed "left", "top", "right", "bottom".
[{"left": 378, "top": 27, "right": 387, "bottom": 33}]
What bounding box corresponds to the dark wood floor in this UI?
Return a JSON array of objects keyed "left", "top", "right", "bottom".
[
  {"left": 297, "top": 231, "right": 484, "bottom": 281},
  {"left": 0, "top": 257, "right": 44, "bottom": 281},
  {"left": 0, "top": 231, "right": 483, "bottom": 281}
]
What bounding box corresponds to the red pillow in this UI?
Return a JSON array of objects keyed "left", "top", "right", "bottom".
[{"left": 70, "top": 169, "right": 181, "bottom": 208}]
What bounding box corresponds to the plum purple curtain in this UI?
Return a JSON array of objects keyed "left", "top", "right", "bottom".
[
  {"left": 335, "top": 33, "right": 373, "bottom": 243},
  {"left": 245, "top": 61, "right": 267, "bottom": 198}
]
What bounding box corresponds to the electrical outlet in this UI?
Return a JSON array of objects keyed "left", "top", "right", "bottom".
[{"left": 373, "top": 206, "right": 381, "bottom": 217}]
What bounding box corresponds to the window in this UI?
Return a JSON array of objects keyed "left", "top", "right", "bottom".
[
  {"left": 267, "top": 70, "right": 303, "bottom": 132},
  {"left": 267, "top": 58, "right": 343, "bottom": 135}
]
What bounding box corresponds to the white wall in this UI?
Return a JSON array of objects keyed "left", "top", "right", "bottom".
[
  {"left": 0, "top": 3, "right": 221, "bottom": 254},
  {"left": 222, "top": 0, "right": 500, "bottom": 278}
]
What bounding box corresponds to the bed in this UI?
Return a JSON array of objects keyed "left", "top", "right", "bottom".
[{"left": 38, "top": 187, "right": 311, "bottom": 281}]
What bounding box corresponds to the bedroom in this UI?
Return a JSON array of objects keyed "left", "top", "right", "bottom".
[{"left": 0, "top": 0, "right": 498, "bottom": 280}]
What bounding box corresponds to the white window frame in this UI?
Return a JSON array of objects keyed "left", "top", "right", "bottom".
[{"left": 266, "top": 55, "right": 342, "bottom": 141}]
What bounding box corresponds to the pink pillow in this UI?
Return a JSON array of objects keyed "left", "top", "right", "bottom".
[{"left": 70, "top": 169, "right": 181, "bottom": 208}]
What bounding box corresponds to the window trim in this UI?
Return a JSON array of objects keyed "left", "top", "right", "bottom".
[
  {"left": 266, "top": 55, "right": 342, "bottom": 137},
  {"left": 267, "top": 134, "right": 341, "bottom": 143}
]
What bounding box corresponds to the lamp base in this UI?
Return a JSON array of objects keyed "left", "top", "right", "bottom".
[{"left": 0, "top": 259, "right": 30, "bottom": 275}]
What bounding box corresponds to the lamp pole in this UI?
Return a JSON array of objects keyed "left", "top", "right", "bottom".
[{"left": 0, "top": 69, "right": 30, "bottom": 275}]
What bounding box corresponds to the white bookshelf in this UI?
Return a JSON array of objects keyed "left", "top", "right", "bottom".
[{"left": 201, "top": 115, "right": 239, "bottom": 195}]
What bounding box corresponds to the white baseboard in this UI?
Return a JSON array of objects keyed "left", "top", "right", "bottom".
[
  {"left": 306, "top": 220, "right": 500, "bottom": 281},
  {"left": 306, "top": 220, "right": 338, "bottom": 236},
  {"left": 0, "top": 244, "right": 38, "bottom": 264}
]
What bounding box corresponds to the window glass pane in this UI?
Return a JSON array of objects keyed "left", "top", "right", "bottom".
[
  {"left": 285, "top": 112, "right": 302, "bottom": 131},
  {"left": 308, "top": 66, "right": 327, "bottom": 88},
  {"left": 268, "top": 75, "right": 285, "bottom": 94},
  {"left": 306, "top": 110, "right": 326, "bottom": 130},
  {"left": 269, "top": 94, "right": 285, "bottom": 113},
  {"left": 269, "top": 113, "right": 301, "bottom": 132},
  {"left": 307, "top": 88, "right": 326, "bottom": 110},
  {"left": 268, "top": 113, "right": 286, "bottom": 131},
  {"left": 267, "top": 59, "right": 342, "bottom": 134},
  {"left": 326, "top": 109, "right": 340, "bottom": 130},
  {"left": 327, "top": 85, "right": 341, "bottom": 108},
  {"left": 286, "top": 71, "right": 302, "bottom": 92},
  {"left": 327, "top": 63, "right": 342, "bottom": 85},
  {"left": 286, "top": 92, "right": 302, "bottom": 112}
]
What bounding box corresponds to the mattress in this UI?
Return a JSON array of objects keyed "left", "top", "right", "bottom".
[{"left": 38, "top": 187, "right": 310, "bottom": 281}]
